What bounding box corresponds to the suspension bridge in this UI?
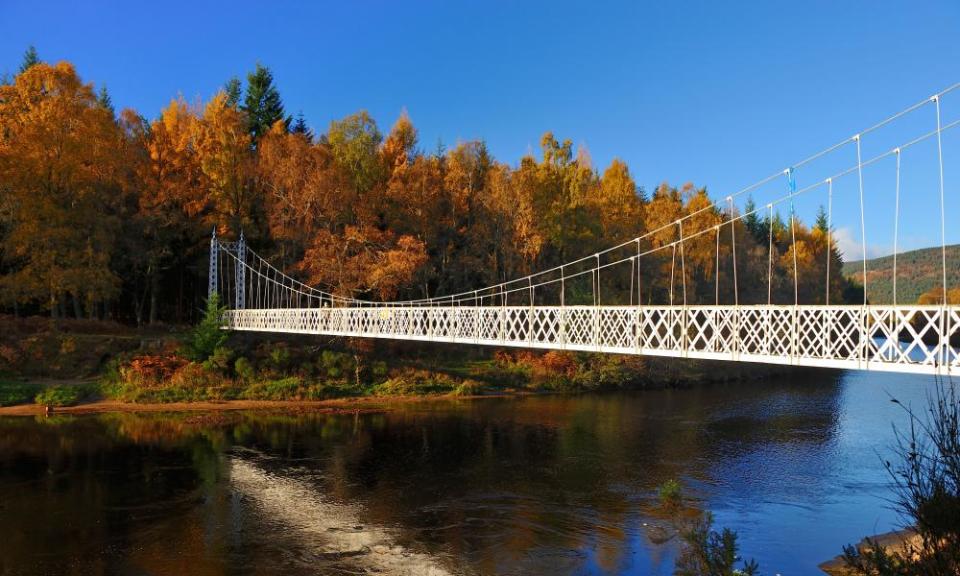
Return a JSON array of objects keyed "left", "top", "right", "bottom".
[{"left": 212, "top": 87, "right": 960, "bottom": 376}]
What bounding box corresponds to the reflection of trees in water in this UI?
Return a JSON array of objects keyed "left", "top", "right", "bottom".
[
  {"left": 0, "top": 376, "right": 846, "bottom": 574},
  {"left": 0, "top": 415, "right": 236, "bottom": 575}
]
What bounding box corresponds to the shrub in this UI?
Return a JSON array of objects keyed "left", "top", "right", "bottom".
[
  {"left": 240, "top": 376, "right": 303, "bottom": 400},
  {"left": 268, "top": 344, "right": 291, "bottom": 371},
  {"left": 182, "top": 294, "right": 227, "bottom": 362},
  {"left": 842, "top": 379, "right": 960, "bottom": 575},
  {"left": 119, "top": 355, "right": 187, "bottom": 388},
  {"left": 320, "top": 349, "right": 351, "bottom": 378},
  {"left": 374, "top": 368, "right": 458, "bottom": 396},
  {"left": 658, "top": 479, "right": 683, "bottom": 510},
  {"left": 453, "top": 379, "right": 485, "bottom": 396},
  {"left": 34, "top": 385, "right": 85, "bottom": 407},
  {"left": 202, "top": 345, "right": 233, "bottom": 373},
  {"left": 371, "top": 361, "right": 388, "bottom": 379},
  {"left": 234, "top": 356, "right": 256, "bottom": 381},
  {"left": 539, "top": 351, "right": 579, "bottom": 378},
  {"left": 675, "top": 513, "right": 759, "bottom": 576}
]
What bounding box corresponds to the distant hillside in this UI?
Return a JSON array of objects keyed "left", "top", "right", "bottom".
[{"left": 843, "top": 244, "right": 960, "bottom": 304}]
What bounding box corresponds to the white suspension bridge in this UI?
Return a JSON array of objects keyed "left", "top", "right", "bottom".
[{"left": 213, "top": 87, "right": 960, "bottom": 376}]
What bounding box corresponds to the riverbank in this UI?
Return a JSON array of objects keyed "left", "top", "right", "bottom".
[
  {"left": 0, "top": 391, "right": 540, "bottom": 417},
  {"left": 0, "top": 313, "right": 798, "bottom": 415}
]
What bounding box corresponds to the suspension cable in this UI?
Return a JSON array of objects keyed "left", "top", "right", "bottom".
[
  {"left": 934, "top": 95, "right": 948, "bottom": 304},
  {"left": 893, "top": 149, "right": 901, "bottom": 307},
  {"left": 826, "top": 178, "right": 833, "bottom": 305},
  {"left": 855, "top": 134, "right": 867, "bottom": 305},
  {"left": 767, "top": 203, "right": 774, "bottom": 306}
]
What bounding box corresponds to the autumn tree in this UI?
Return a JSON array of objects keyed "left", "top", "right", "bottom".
[
  {"left": 131, "top": 98, "right": 212, "bottom": 323},
  {"left": 326, "top": 111, "right": 384, "bottom": 224},
  {"left": 299, "top": 227, "right": 427, "bottom": 300},
  {"left": 258, "top": 120, "right": 343, "bottom": 266},
  {"left": 195, "top": 92, "right": 256, "bottom": 234},
  {"left": 0, "top": 62, "right": 130, "bottom": 317}
]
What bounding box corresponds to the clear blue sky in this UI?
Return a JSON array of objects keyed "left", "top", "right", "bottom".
[{"left": 2, "top": 0, "right": 958, "bottom": 257}]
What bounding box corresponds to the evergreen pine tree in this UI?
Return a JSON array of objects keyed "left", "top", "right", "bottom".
[
  {"left": 242, "top": 63, "right": 289, "bottom": 141},
  {"left": 224, "top": 76, "right": 242, "bottom": 107},
  {"left": 743, "top": 196, "right": 768, "bottom": 244},
  {"left": 291, "top": 111, "right": 313, "bottom": 142},
  {"left": 814, "top": 204, "right": 829, "bottom": 233},
  {"left": 97, "top": 85, "right": 114, "bottom": 117},
  {"left": 19, "top": 45, "right": 40, "bottom": 74}
]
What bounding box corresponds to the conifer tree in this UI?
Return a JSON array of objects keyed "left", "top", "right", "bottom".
[
  {"left": 19, "top": 45, "right": 40, "bottom": 74},
  {"left": 814, "top": 205, "right": 829, "bottom": 233},
  {"left": 97, "top": 85, "right": 114, "bottom": 116},
  {"left": 291, "top": 112, "right": 313, "bottom": 142},
  {"left": 242, "top": 63, "right": 288, "bottom": 141},
  {"left": 224, "top": 77, "right": 241, "bottom": 107}
]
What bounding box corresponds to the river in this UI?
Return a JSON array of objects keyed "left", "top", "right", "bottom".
[{"left": 0, "top": 370, "right": 941, "bottom": 575}]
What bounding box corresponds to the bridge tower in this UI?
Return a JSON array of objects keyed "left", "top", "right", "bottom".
[
  {"left": 236, "top": 231, "right": 246, "bottom": 310},
  {"left": 208, "top": 227, "right": 217, "bottom": 302}
]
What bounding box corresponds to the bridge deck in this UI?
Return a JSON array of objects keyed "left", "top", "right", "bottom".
[{"left": 224, "top": 305, "right": 959, "bottom": 375}]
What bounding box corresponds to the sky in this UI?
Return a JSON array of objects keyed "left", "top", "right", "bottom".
[{"left": 2, "top": 0, "right": 958, "bottom": 259}]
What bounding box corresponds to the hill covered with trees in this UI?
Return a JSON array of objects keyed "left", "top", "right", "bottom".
[{"left": 843, "top": 245, "right": 960, "bottom": 305}]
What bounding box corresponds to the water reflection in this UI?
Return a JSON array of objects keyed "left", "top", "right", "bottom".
[{"left": 0, "top": 371, "right": 935, "bottom": 574}]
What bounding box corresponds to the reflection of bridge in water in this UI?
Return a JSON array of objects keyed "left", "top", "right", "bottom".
[{"left": 212, "top": 87, "right": 960, "bottom": 376}]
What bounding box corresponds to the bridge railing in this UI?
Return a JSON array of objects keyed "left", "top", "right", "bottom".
[{"left": 222, "top": 305, "right": 958, "bottom": 375}]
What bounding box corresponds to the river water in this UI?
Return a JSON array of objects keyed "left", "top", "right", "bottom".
[{"left": 0, "top": 370, "right": 942, "bottom": 575}]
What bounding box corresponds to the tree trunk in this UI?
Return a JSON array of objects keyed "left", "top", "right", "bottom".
[
  {"left": 72, "top": 293, "right": 83, "bottom": 319},
  {"left": 354, "top": 353, "right": 362, "bottom": 390},
  {"left": 149, "top": 274, "right": 159, "bottom": 324}
]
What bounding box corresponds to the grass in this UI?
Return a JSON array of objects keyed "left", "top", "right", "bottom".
[
  {"left": 658, "top": 478, "right": 683, "bottom": 510},
  {"left": 0, "top": 380, "right": 40, "bottom": 406}
]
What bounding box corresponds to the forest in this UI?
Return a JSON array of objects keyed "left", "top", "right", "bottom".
[{"left": 0, "top": 48, "right": 860, "bottom": 328}]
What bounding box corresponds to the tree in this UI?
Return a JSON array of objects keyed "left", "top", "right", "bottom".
[
  {"left": 326, "top": 111, "right": 384, "bottom": 211},
  {"left": 299, "top": 226, "right": 428, "bottom": 300},
  {"left": 0, "top": 62, "right": 129, "bottom": 317},
  {"left": 182, "top": 294, "right": 227, "bottom": 361},
  {"left": 291, "top": 112, "right": 313, "bottom": 142},
  {"left": 224, "top": 76, "right": 242, "bottom": 107},
  {"left": 97, "top": 85, "right": 114, "bottom": 117},
  {"left": 675, "top": 513, "right": 760, "bottom": 576},
  {"left": 195, "top": 91, "right": 255, "bottom": 234},
  {"left": 135, "top": 98, "right": 210, "bottom": 324},
  {"left": 814, "top": 204, "right": 829, "bottom": 233},
  {"left": 242, "top": 63, "right": 288, "bottom": 142},
  {"left": 19, "top": 45, "right": 40, "bottom": 74},
  {"left": 743, "top": 195, "right": 767, "bottom": 245},
  {"left": 596, "top": 158, "right": 645, "bottom": 242},
  {"left": 258, "top": 120, "right": 340, "bottom": 261}
]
